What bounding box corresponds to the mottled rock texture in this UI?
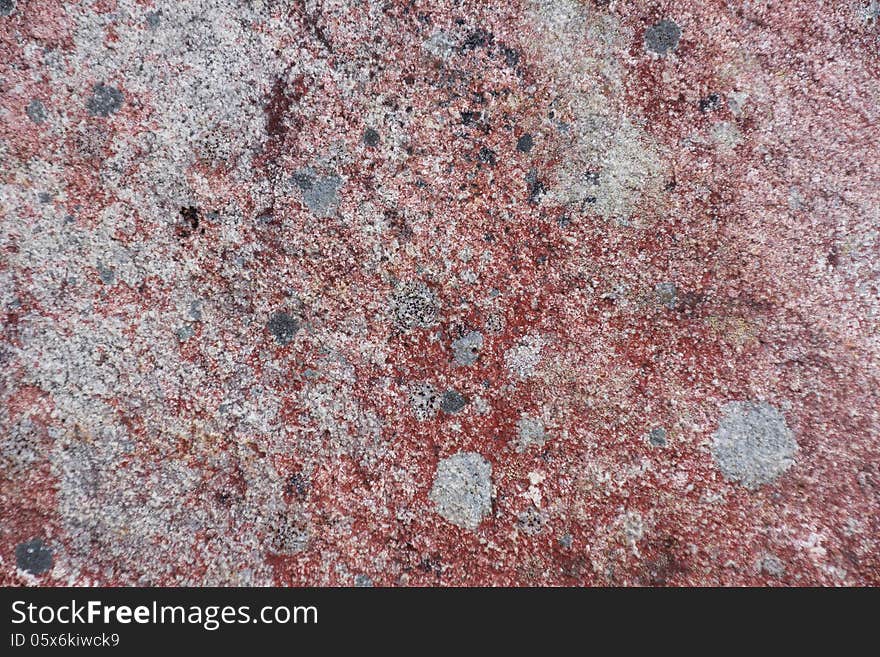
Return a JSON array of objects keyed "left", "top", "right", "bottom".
[{"left": 1, "top": 1, "right": 878, "bottom": 586}]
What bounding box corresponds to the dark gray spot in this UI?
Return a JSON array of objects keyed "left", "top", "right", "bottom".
[
  {"left": 145, "top": 10, "right": 161, "bottom": 28},
  {"left": 267, "top": 312, "right": 300, "bottom": 345},
  {"left": 699, "top": 93, "right": 721, "bottom": 113},
  {"left": 648, "top": 427, "right": 667, "bottom": 447},
  {"left": 86, "top": 83, "right": 124, "bottom": 117},
  {"left": 645, "top": 19, "right": 681, "bottom": 55},
  {"left": 38, "top": 192, "right": 52, "bottom": 204},
  {"left": 440, "top": 389, "right": 467, "bottom": 414},
  {"left": 0, "top": 0, "right": 13, "bottom": 17},
  {"left": 15, "top": 538, "right": 53, "bottom": 576},
  {"left": 451, "top": 330, "right": 483, "bottom": 366},
  {"left": 559, "top": 533, "right": 573, "bottom": 549},
  {"left": 292, "top": 172, "right": 313, "bottom": 191},
  {"left": 363, "top": 127, "right": 380, "bottom": 147},
  {"left": 711, "top": 401, "right": 797, "bottom": 489},
  {"left": 26, "top": 99, "right": 47, "bottom": 124},
  {"left": 516, "top": 134, "right": 533, "bottom": 153}
]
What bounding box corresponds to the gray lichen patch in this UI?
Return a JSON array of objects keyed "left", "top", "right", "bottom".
[
  {"left": 391, "top": 281, "right": 439, "bottom": 330},
  {"left": 266, "top": 311, "right": 300, "bottom": 345},
  {"left": 514, "top": 415, "right": 547, "bottom": 452},
  {"left": 711, "top": 401, "right": 797, "bottom": 489},
  {"left": 440, "top": 389, "right": 467, "bottom": 414},
  {"left": 26, "top": 99, "right": 47, "bottom": 124},
  {"left": 451, "top": 330, "right": 483, "bottom": 366},
  {"left": 410, "top": 382, "right": 440, "bottom": 421},
  {"left": 645, "top": 19, "right": 681, "bottom": 55},
  {"left": 86, "top": 83, "right": 124, "bottom": 117},
  {"left": 292, "top": 169, "right": 343, "bottom": 217},
  {"left": 429, "top": 452, "right": 492, "bottom": 531},
  {"left": 15, "top": 538, "right": 53, "bottom": 576},
  {"left": 647, "top": 426, "right": 668, "bottom": 447}
]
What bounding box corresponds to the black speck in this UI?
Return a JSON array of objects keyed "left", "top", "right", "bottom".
[
  {"left": 645, "top": 19, "right": 681, "bottom": 56},
  {"left": 363, "top": 127, "right": 380, "bottom": 147},
  {"left": 699, "top": 93, "right": 721, "bottom": 113},
  {"left": 583, "top": 170, "right": 600, "bottom": 185},
  {"left": 267, "top": 312, "right": 300, "bottom": 345},
  {"left": 440, "top": 389, "right": 467, "bottom": 414},
  {"left": 15, "top": 538, "right": 53, "bottom": 576},
  {"left": 86, "top": 83, "right": 124, "bottom": 117},
  {"left": 478, "top": 146, "right": 497, "bottom": 165},
  {"left": 516, "top": 134, "right": 533, "bottom": 153}
]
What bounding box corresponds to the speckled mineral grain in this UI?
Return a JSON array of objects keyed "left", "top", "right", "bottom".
[{"left": 1, "top": 0, "right": 879, "bottom": 587}]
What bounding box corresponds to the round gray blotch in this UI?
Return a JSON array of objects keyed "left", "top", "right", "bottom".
[
  {"left": 451, "top": 330, "right": 483, "bottom": 366},
  {"left": 429, "top": 452, "right": 492, "bottom": 531},
  {"left": 440, "top": 389, "right": 467, "bottom": 414},
  {"left": 86, "top": 83, "right": 124, "bottom": 117},
  {"left": 645, "top": 19, "right": 681, "bottom": 55},
  {"left": 26, "top": 99, "right": 47, "bottom": 124},
  {"left": 711, "top": 401, "right": 797, "bottom": 489},
  {"left": 15, "top": 538, "right": 53, "bottom": 576},
  {"left": 391, "top": 281, "right": 439, "bottom": 330},
  {"left": 516, "top": 134, "right": 533, "bottom": 153},
  {"left": 647, "top": 426, "right": 667, "bottom": 447},
  {"left": 145, "top": 10, "right": 161, "bottom": 28},
  {"left": 266, "top": 312, "right": 300, "bottom": 345},
  {"left": 0, "top": 0, "right": 13, "bottom": 17}
]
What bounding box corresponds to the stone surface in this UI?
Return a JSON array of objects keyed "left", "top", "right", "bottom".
[{"left": 1, "top": 0, "right": 878, "bottom": 587}]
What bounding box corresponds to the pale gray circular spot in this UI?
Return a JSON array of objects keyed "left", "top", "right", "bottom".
[
  {"left": 429, "top": 452, "right": 492, "bottom": 531},
  {"left": 711, "top": 401, "right": 797, "bottom": 488}
]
